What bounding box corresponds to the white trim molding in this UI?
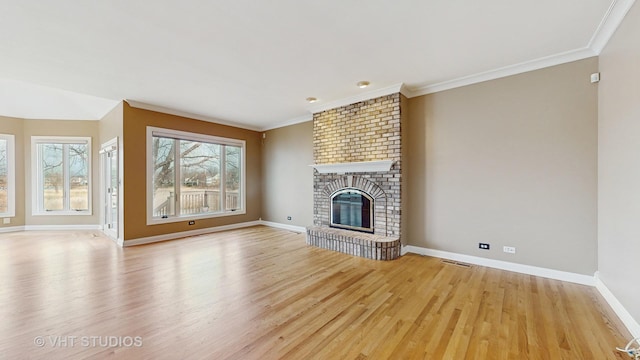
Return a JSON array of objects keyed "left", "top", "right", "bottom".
[
  {"left": 124, "top": 220, "right": 307, "bottom": 246},
  {"left": 0, "top": 226, "right": 25, "bottom": 233},
  {"left": 260, "top": 220, "right": 306, "bottom": 233},
  {"left": 595, "top": 272, "right": 640, "bottom": 338},
  {"left": 402, "top": 245, "right": 595, "bottom": 286},
  {"left": 125, "top": 100, "right": 263, "bottom": 132},
  {"left": 23, "top": 224, "right": 102, "bottom": 231},
  {"left": 124, "top": 220, "right": 262, "bottom": 246},
  {"left": 262, "top": 114, "right": 314, "bottom": 131},
  {"left": 407, "top": 48, "right": 597, "bottom": 97},
  {"left": 309, "top": 160, "right": 394, "bottom": 174},
  {"left": 588, "top": 0, "right": 637, "bottom": 54},
  {"left": 308, "top": 83, "right": 404, "bottom": 114}
]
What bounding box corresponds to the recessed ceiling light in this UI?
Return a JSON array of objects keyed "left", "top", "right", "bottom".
[
  {"left": 357, "top": 81, "right": 370, "bottom": 88},
  {"left": 306, "top": 97, "right": 318, "bottom": 103}
]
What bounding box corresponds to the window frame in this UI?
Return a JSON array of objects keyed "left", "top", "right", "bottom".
[
  {"left": 31, "top": 136, "right": 92, "bottom": 216},
  {"left": 0, "top": 134, "right": 15, "bottom": 218},
  {"left": 146, "top": 126, "right": 246, "bottom": 225}
]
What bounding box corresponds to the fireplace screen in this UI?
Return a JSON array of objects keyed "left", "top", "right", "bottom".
[{"left": 330, "top": 189, "right": 374, "bottom": 233}]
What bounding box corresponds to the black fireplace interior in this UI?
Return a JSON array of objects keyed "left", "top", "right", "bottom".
[{"left": 330, "top": 189, "right": 373, "bottom": 233}]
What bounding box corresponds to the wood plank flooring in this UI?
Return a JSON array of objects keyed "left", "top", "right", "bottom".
[{"left": 0, "top": 226, "right": 632, "bottom": 359}]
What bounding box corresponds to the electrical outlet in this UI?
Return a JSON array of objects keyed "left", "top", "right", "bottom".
[
  {"left": 2, "top": 218, "right": 9, "bottom": 224},
  {"left": 479, "top": 243, "right": 490, "bottom": 250},
  {"left": 188, "top": 220, "right": 195, "bottom": 225},
  {"left": 503, "top": 246, "right": 516, "bottom": 254},
  {"left": 287, "top": 216, "right": 292, "bottom": 221}
]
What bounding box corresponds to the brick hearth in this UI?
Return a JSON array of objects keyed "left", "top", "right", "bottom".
[{"left": 306, "top": 226, "right": 401, "bottom": 261}]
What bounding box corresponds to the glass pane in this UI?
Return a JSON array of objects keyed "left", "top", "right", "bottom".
[
  {"left": 110, "top": 150, "right": 118, "bottom": 230},
  {"left": 152, "top": 137, "right": 175, "bottom": 217},
  {"left": 224, "top": 145, "right": 241, "bottom": 211},
  {"left": 180, "top": 141, "right": 220, "bottom": 215},
  {"left": 331, "top": 191, "right": 372, "bottom": 232},
  {"left": 40, "top": 144, "right": 64, "bottom": 211},
  {"left": 69, "top": 144, "right": 89, "bottom": 211},
  {"left": 0, "top": 139, "right": 7, "bottom": 213}
]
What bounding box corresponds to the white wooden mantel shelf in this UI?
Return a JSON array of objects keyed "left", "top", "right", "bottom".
[{"left": 309, "top": 160, "right": 394, "bottom": 174}]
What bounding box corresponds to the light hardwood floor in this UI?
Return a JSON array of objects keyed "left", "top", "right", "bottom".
[{"left": 0, "top": 226, "right": 632, "bottom": 359}]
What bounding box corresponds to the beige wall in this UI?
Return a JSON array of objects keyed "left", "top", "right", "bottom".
[
  {"left": 261, "top": 121, "right": 313, "bottom": 227},
  {"left": 99, "top": 102, "right": 123, "bottom": 145},
  {"left": 24, "top": 119, "right": 101, "bottom": 226},
  {"left": 400, "top": 94, "right": 409, "bottom": 244},
  {"left": 122, "top": 102, "right": 262, "bottom": 241},
  {"left": 598, "top": 2, "right": 640, "bottom": 326},
  {"left": 406, "top": 58, "right": 599, "bottom": 275},
  {"left": 0, "top": 117, "right": 25, "bottom": 228}
]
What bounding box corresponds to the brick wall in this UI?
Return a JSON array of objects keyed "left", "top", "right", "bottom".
[
  {"left": 313, "top": 93, "right": 402, "bottom": 238},
  {"left": 313, "top": 94, "right": 401, "bottom": 163}
]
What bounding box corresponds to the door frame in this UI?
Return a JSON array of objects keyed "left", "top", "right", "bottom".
[{"left": 100, "top": 138, "right": 120, "bottom": 244}]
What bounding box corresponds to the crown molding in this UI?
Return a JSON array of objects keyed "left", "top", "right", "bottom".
[
  {"left": 405, "top": 0, "right": 636, "bottom": 98},
  {"left": 308, "top": 83, "right": 405, "bottom": 114},
  {"left": 588, "top": 0, "right": 637, "bottom": 54},
  {"left": 125, "top": 100, "right": 263, "bottom": 132},
  {"left": 261, "top": 113, "right": 313, "bottom": 131},
  {"left": 128, "top": 0, "right": 637, "bottom": 131},
  {"left": 407, "top": 48, "right": 597, "bottom": 97}
]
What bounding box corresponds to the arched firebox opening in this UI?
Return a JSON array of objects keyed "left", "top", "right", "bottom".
[{"left": 330, "top": 188, "right": 374, "bottom": 233}]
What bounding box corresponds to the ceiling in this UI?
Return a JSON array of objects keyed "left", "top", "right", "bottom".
[{"left": 0, "top": 0, "right": 634, "bottom": 130}]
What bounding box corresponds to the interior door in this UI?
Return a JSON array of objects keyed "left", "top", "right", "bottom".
[{"left": 101, "top": 139, "right": 118, "bottom": 240}]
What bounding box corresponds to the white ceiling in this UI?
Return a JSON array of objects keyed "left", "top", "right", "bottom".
[{"left": 0, "top": 0, "right": 635, "bottom": 130}]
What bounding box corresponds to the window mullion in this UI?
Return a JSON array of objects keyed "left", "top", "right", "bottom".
[
  {"left": 220, "top": 145, "right": 226, "bottom": 212},
  {"left": 63, "top": 144, "right": 70, "bottom": 211},
  {"left": 38, "top": 145, "right": 44, "bottom": 211},
  {"left": 174, "top": 139, "right": 180, "bottom": 217}
]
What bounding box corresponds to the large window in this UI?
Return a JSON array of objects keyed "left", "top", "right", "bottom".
[
  {"left": 32, "top": 137, "right": 91, "bottom": 215},
  {"left": 0, "top": 134, "right": 15, "bottom": 217},
  {"left": 147, "top": 127, "right": 245, "bottom": 224}
]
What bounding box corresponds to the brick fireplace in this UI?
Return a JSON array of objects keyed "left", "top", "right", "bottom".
[{"left": 307, "top": 93, "right": 404, "bottom": 260}]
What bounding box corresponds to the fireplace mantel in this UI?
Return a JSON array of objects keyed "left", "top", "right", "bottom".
[{"left": 309, "top": 160, "right": 394, "bottom": 174}]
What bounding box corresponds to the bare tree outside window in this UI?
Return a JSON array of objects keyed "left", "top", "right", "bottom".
[
  {"left": 179, "top": 141, "right": 220, "bottom": 215},
  {"left": 152, "top": 137, "right": 175, "bottom": 217},
  {"left": 225, "top": 145, "right": 241, "bottom": 210},
  {"left": 36, "top": 140, "right": 90, "bottom": 212},
  {"left": 69, "top": 144, "right": 89, "bottom": 210},
  {"left": 151, "top": 133, "right": 243, "bottom": 218},
  {"left": 41, "top": 144, "right": 64, "bottom": 210}
]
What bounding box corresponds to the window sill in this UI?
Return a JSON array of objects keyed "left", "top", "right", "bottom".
[{"left": 32, "top": 211, "right": 93, "bottom": 216}]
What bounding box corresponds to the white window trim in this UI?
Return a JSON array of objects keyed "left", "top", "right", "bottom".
[
  {"left": 0, "top": 134, "right": 15, "bottom": 217},
  {"left": 146, "top": 126, "right": 247, "bottom": 225},
  {"left": 31, "top": 136, "right": 93, "bottom": 216}
]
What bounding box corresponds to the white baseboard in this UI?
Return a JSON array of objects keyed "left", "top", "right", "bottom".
[
  {"left": 402, "top": 245, "right": 595, "bottom": 286},
  {"left": 595, "top": 272, "right": 640, "bottom": 339},
  {"left": 259, "top": 220, "right": 306, "bottom": 233},
  {"left": 23, "top": 224, "right": 103, "bottom": 231},
  {"left": 124, "top": 220, "right": 262, "bottom": 246},
  {"left": 0, "top": 225, "right": 25, "bottom": 233}
]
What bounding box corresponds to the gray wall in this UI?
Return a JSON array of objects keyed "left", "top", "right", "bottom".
[
  {"left": 261, "top": 121, "right": 314, "bottom": 227},
  {"left": 598, "top": 1, "right": 640, "bottom": 328},
  {"left": 406, "top": 58, "right": 599, "bottom": 275}
]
